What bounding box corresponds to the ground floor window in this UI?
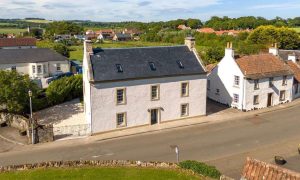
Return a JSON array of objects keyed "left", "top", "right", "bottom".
[
  {"left": 181, "top": 104, "right": 189, "bottom": 117},
  {"left": 116, "top": 112, "right": 126, "bottom": 128},
  {"left": 280, "top": 90, "right": 286, "bottom": 101},
  {"left": 253, "top": 95, "right": 259, "bottom": 105},
  {"left": 233, "top": 94, "right": 239, "bottom": 103}
]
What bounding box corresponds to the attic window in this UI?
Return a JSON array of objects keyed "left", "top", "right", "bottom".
[
  {"left": 116, "top": 64, "right": 123, "bottom": 73},
  {"left": 177, "top": 60, "right": 184, "bottom": 69},
  {"left": 149, "top": 62, "right": 156, "bottom": 71}
]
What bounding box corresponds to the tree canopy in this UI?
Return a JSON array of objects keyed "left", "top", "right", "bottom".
[{"left": 45, "top": 21, "right": 84, "bottom": 37}]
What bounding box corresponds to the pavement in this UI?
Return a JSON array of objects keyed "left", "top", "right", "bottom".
[
  {"left": 0, "top": 126, "right": 27, "bottom": 153},
  {"left": 0, "top": 99, "right": 299, "bottom": 179}
]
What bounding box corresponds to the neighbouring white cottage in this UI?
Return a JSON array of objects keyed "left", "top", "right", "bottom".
[
  {"left": 277, "top": 49, "right": 300, "bottom": 99},
  {"left": 207, "top": 43, "right": 294, "bottom": 111},
  {"left": 0, "top": 48, "right": 70, "bottom": 82},
  {"left": 83, "top": 37, "right": 207, "bottom": 134}
]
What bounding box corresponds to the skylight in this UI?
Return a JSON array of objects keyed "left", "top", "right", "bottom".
[
  {"left": 177, "top": 60, "right": 184, "bottom": 69},
  {"left": 149, "top": 62, "right": 156, "bottom": 71},
  {"left": 116, "top": 64, "right": 123, "bottom": 73}
]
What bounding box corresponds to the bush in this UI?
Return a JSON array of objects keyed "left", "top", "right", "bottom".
[
  {"left": 179, "top": 160, "right": 221, "bottom": 179},
  {"left": 46, "top": 75, "right": 83, "bottom": 105}
]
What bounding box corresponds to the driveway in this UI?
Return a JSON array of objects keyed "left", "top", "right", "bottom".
[{"left": 0, "top": 126, "right": 27, "bottom": 153}]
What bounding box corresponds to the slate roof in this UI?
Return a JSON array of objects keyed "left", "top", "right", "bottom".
[
  {"left": 0, "top": 48, "right": 69, "bottom": 64},
  {"left": 90, "top": 46, "right": 206, "bottom": 82},
  {"left": 0, "top": 38, "right": 36, "bottom": 47},
  {"left": 114, "top": 33, "right": 131, "bottom": 39},
  {"left": 242, "top": 157, "right": 300, "bottom": 180},
  {"left": 236, "top": 53, "right": 293, "bottom": 79},
  {"left": 278, "top": 50, "right": 300, "bottom": 61}
]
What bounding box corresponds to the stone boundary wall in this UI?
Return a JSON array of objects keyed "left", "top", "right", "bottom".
[
  {"left": 0, "top": 160, "right": 179, "bottom": 173},
  {"left": 0, "top": 112, "right": 28, "bottom": 131}
]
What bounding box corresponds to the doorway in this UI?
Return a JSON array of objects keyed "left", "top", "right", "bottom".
[
  {"left": 150, "top": 109, "right": 159, "bottom": 125},
  {"left": 267, "top": 93, "right": 273, "bottom": 107}
]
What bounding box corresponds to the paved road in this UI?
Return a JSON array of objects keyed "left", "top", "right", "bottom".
[{"left": 0, "top": 104, "right": 300, "bottom": 178}]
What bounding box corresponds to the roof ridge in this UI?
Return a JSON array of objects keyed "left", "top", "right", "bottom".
[{"left": 95, "top": 45, "right": 185, "bottom": 50}]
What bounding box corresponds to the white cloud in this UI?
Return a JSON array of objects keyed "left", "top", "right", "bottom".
[
  {"left": 0, "top": 0, "right": 222, "bottom": 21},
  {"left": 249, "top": 2, "right": 300, "bottom": 10}
]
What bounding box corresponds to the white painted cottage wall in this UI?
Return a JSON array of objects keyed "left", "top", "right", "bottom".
[
  {"left": 244, "top": 76, "right": 293, "bottom": 111},
  {"left": 90, "top": 75, "right": 207, "bottom": 134},
  {"left": 207, "top": 48, "right": 245, "bottom": 109}
]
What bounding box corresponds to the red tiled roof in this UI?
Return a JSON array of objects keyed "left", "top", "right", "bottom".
[
  {"left": 236, "top": 53, "right": 293, "bottom": 79},
  {"left": 0, "top": 38, "right": 36, "bottom": 47},
  {"left": 197, "top": 28, "right": 215, "bottom": 33},
  {"left": 242, "top": 157, "right": 300, "bottom": 180},
  {"left": 287, "top": 61, "right": 300, "bottom": 82}
]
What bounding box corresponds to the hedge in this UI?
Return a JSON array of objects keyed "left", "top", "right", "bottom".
[{"left": 179, "top": 160, "right": 221, "bottom": 179}]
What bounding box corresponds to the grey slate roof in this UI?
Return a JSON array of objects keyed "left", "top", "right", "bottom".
[
  {"left": 0, "top": 48, "right": 69, "bottom": 64},
  {"left": 279, "top": 50, "right": 300, "bottom": 61},
  {"left": 90, "top": 46, "right": 206, "bottom": 82}
]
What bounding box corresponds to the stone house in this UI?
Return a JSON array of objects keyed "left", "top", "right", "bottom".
[
  {"left": 112, "top": 33, "right": 132, "bottom": 41},
  {"left": 83, "top": 37, "right": 207, "bottom": 134},
  {"left": 0, "top": 37, "right": 36, "bottom": 49},
  {"left": 0, "top": 48, "right": 70, "bottom": 79},
  {"left": 207, "top": 43, "right": 294, "bottom": 111}
]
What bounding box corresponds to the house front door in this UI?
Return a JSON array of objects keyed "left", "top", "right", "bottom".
[
  {"left": 267, "top": 93, "right": 273, "bottom": 107},
  {"left": 150, "top": 109, "right": 159, "bottom": 125}
]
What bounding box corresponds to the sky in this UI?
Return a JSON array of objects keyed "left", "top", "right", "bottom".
[{"left": 0, "top": 0, "right": 299, "bottom": 22}]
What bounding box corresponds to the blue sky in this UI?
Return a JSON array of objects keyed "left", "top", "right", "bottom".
[{"left": 0, "top": 0, "right": 299, "bottom": 22}]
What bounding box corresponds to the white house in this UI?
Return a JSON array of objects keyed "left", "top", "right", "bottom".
[
  {"left": 83, "top": 37, "right": 207, "bottom": 134},
  {"left": 0, "top": 48, "right": 70, "bottom": 80},
  {"left": 0, "top": 38, "right": 36, "bottom": 49},
  {"left": 278, "top": 49, "right": 300, "bottom": 99},
  {"left": 207, "top": 43, "right": 294, "bottom": 111}
]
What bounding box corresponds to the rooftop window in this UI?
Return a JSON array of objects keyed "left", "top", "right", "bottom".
[
  {"left": 116, "top": 64, "right": 123, "bottom": 73},
  {"left": 177, "top": 60, "right": 184, "bottom": 69},
  {"left": 149, "top": 62, "right": 156, "bottom": 71}
]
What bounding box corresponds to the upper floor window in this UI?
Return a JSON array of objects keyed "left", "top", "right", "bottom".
[
  {"left": 11, "top": 66, "right": 16, "bottom": 71},
  {"left": 56, "top": 63, "right": 61, "bottom": 71},
  {"left": 234, "top": 76, "right": 240, "bottom": 87},
  {"left": 254, "top": 80, "right": 259, "bottom": 90},
  {"left": 233, "top": 94, "right": 239, "bottom": 103},
  {"left": 37, "top": 65, "right": 42, "bottom": 74},
  {"left": 280, "top": 90, "right": 286, "bottom": 101},
  {"left": 32, "top": 65, "right": 36, "bottom": 74},
  {"left": 181, "top": 82, "right": 189, "bottom": 97},
  {"left": 282, "top": 76, "right": 287, "bottom": 86},
  {"left": 116, "top": 88, "right": 126, "bottom": 105},
  {"left": 151, "top": 85, "right": 159, "bottom": 100},
  {"left": 269, "top": 77, "right": 274, "bottom": 87}
]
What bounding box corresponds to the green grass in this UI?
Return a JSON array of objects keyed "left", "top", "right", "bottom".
[
  {"left": 0, "top": 28, "right": 27, "bottom": 34},
  {"left": 0, "top": 167, "right": 201, "bottom": 180},
  {"left": 69, "top": 41, "right": 179, "bottom": 61},
  {"left": 292, "top": 27, "right": 300, "bottom": 33},
  {"left": 22, "top": 19, "right": 52, "bottom": 24}
]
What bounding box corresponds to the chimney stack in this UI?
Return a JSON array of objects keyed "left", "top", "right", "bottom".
[
  {"left": 225, "top": 42, "right": 234, "bottom": 57},
  {"left": 269, "top": 43, "right": 279, "bottom": 56},
  {"left": 84, "top": 40, "right": 93, "bottom": 55},
  {"left": 288, "top": 52, "right": 297, "bottom": 63},
  {"left": 185, "top": 37, "right": 195, "bottom": 51}
]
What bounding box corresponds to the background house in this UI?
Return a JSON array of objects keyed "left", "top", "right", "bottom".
[
  {"left": 83, "top": 37, "right": 207, "bottom": 134},
  {"left": 207, "top": 43, "right": 293, "bottom": 111},
  {"left": 112, "top": 33, "right": 132, "bottom": 41},
  {"left": 0, "top": 37, "right": 36, "bottom": 49}
]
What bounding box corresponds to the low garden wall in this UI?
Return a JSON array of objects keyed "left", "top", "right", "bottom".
[
  {"left": 0, "top": 160, "right": 178, "bottom": 173},
  {"left": 0, "top": 112, "right": 28, "bottom": 131}
]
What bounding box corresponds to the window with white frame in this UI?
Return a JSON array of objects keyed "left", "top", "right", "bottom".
[
  {"left": 234, "top": 76, "right": 240, "bottom": 87},
  {"left": 254, "top": 80, "right": 259, "bottom": 90},
  {"left": 233, "top": 94, "right": 239, "bottom": 103},
  {"left": 116, "top": 113, "right": 126, "bottom": 127},
  {"left": 280, "top": 90, "right": 286, "bottom": 101},
  {"left": 282, "top": 76, "right": 287, "bottom": 86},
  {"left": 253, "top": 95, "right": 259, "bottom": 105},
  {"left": 181, "top": 104, "right": 189, "bottom": 117},
  {"left": 116, "top": 88, "right": 126, "bottom": 105},
  {"left": 56, "top": 63, "right": 61, "bottom": 71},
  {"left": 32, "top": 65, "right": 36, "bottom": 74},
  {"left": 151, "top": 85, "right": 159, "bottom": 100},
  {"left": 181, "top": 82, "right": 189, "bottom": 97},
  {"left": 37, "top": 65, "right": 42, "bottom": 74}
]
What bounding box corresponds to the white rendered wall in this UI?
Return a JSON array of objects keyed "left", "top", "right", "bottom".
[
  {"left": 90, "top": 75, "right": 207, "bottom": 134},
  {"left": 0, "top": 63, "right": 29, "bottom": 75},
  {"left": 207, "top": 49, "right": 245, "bottom": 109},
  {"left": 48, "top": 61, "right": 70, "bottom": 75},
  {"left": 243, "top": 76, "right": 293, "bottom": 111},
  {"left": 292, "top": 83, "right": 300, "bottom": 99}
]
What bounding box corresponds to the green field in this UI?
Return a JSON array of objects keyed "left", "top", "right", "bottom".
[
  {"left": 0, "top": 28, "right": 27, "bottom": 34},
  {"left": 292, "top": 27, "right": 300, "bottom": 32},
  {"left": 70, "top": 41, "right": 179, "bottom": 61},
  {"left": 0, "top": 167, "right": 202, "bottom": 180},
  {"left": 23, "top": 19, "right": 52, "bottom": 24}
]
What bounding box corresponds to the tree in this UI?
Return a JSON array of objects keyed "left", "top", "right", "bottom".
[
  {"left": 45, "top": 21, "right": 84, "bottom": 38},
  {"left": 186, "top": 19, "right": 203, "bottom": 29},
  {"left": 0, "top": 71, "right": 39, "bottom": 114},
  {"left": 53, "top": 43, "right": 70, "bottom": 58}
]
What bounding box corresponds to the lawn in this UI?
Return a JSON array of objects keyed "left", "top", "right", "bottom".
[
  {"left": 292, "top": 27, "right": 300, "bottom": 33},
  {"left": 0, "top": 167, "right": 201, "bottom": 180},
  {"left": 22, "top": 19, "right": 52, "bottom": 24},
  {"left": 0, "top": 28, "right": 27, "bottom": 34},
  {"left": 70, "top": 41, "right": 179, "bottom": 61}
]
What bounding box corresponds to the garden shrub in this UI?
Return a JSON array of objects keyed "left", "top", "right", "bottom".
[
  {"left": 46, "top": 75, "right": 83, "bottom": 105},
  {"left": 179, "top": 160, "right": 221, "bottom": 179}
]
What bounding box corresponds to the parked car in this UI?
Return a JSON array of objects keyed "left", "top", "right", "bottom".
[{"left": 46, "top": 72, "right": 73, "bottom": 84}]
